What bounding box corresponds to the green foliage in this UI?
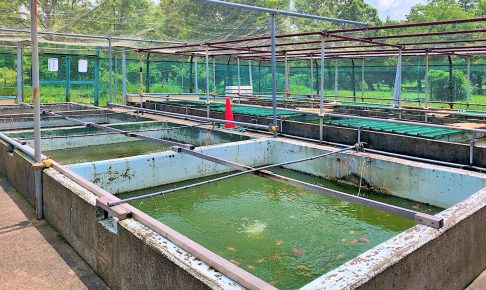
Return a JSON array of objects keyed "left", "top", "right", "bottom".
[
  {"left": 0, "top": 67, "right": 16, "bottom": 85},
  {"left": 292, "top": 0, "right": 381, "bottom": 31},
  {"left": 0, "top": 67, "right": 16, "bottom": 95},
  {"left": 428, "top": 69, "right": 467, "bottom": 101}
]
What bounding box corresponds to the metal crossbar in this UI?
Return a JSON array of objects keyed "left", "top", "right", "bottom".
[{"left": 108, "top": 143, "right": 443, "bottom": 229}]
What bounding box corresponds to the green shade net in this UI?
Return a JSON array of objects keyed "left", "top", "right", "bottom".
[{"left": 324, "top": 117, "right": 462, "bottom": 139}]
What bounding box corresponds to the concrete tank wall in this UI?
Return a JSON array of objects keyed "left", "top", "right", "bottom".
[
  {"left": 69, "top": 139, "right": 271, "bottom": 194},
  {"left": 303, "top": 187, "right": 486, "bottom": 290},
  {"left": 11, "top": 121, "right": 250, "bottom": 151},
  {"left": 269, "top": 139, "right": 486, "bottom": 208},
  {"left": 70, "top": 138, "right": 486, "bottom": 208},
  {"left": 42, "top": 169, "right": 241, "bottom": 290},
  {"left": 0, "top": 140, "right": 243, "bottom": 289},
  {"left": 2, "top": 136, "right": 486, "bottom": 290}
]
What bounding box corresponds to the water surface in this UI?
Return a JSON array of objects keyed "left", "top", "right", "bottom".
[
  {"left": 45, "top": 141, "right": 170, "bottom": 164},
  {"left": 120, "top": 169, "right": 442, "bottom": 289}
]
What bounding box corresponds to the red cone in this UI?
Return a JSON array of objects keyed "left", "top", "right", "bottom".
[{"left": 224, "top": 97, "right": 236, "bottom": 129}]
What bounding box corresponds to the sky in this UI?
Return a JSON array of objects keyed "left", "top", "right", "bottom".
[{"left": 364, "top": 0, "right": 428, "bottom": 20}]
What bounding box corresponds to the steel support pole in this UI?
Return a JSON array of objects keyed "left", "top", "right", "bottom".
[
  {"left": 467, "top": 56, "right": 471, "bottom": 103},
  {"left": 248, "top": 60, "right": 253, "bottom": 91},
  {"left": 138, "top": 50, "right": 144, "bottom": 107},
  {"left": 16, "top": 42, "right": 23, "bottom": 103},
  {"left": 310, "top": 55, "right": 314, "bottom": 99},
  {"left": 108, "top": 37, "right": 113, "bottom": 104},
  {"left": 213, "top": 57, "right": 216, "bottom": 93},
  {"left": 205, "top": 48, "right": 210, "bottom": 97},
  {"left": 425, "top": 52, "right": 429, "bottom": 108},
  {"left": 114, "top": 51, "right": 118, "bottom": 99},
  {"left": 361, "top": 58, "right": 365, "bottom": 101},
  {"left": 284, "top": 52, "right": 289, "bottom": 96},
  {"left": 94, "top": 47, "right": 100, "bottom": 106},
  {"left": 122, "top": 47, "right": 127, "bottom": 105},
  {"left": 65, "top": 56, "right": 71, "bottom": 102},
  {"left": 181, "top": 60, "right": 184, "bottom": 93},
  {"left": 237, "top": 57, "right": 241, "bottom": 96},
  {"left": 393, "top": 49, "right": 402, "bottom": 107},
  {"left": 194, "top": 58, "right": 199, "bottom": 94},
  {"left": 30, "top": 0, "right": 43, "bottom": 219},
  {"left": 319, "top": 36, "right": 325, "bottom": 143},
  {"left": 334, "top": 59, "right": 339, "bottom": 100},
  {"left": 270, "top": 14, "right": 278, "bottom": 137}
]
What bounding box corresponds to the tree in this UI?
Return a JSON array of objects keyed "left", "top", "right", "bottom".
[
  {"left": 407, "top": 0, "right": 473, "bottom": 22},
  {"left": 429, "top": 69, "right": 467, "bottom": 101},
  {"left": 157, "top": 0, "right": 290, "bottom": 42},
  {"left": 291, "top": 0, "right": 381, "bottom": 32},
  {"left": 458, "top": 0, "right": 478, "bottom": 10}
]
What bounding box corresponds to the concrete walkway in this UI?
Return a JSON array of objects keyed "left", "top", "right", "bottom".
[
  {"left": 467, "top": 269, "right": 486, "bottom": 290},
  {"left": 0, "top": 175, "right": 108, "bottom": 290}
]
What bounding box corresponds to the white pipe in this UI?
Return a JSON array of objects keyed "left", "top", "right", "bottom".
[{"left": 16, "top": 42, "right": 23, "bottom": 104}]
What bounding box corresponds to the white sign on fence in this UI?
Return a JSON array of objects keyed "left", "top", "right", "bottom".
[
  {"left": 48, "top": 58, "right": 58, "bottom": 72},
  {"left": 78, "top": 60, "right": 88, "bottom": 73}
]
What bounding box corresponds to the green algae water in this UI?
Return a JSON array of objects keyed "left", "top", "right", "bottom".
[
  {"left": 120, "top": 169, "right": 442, "bottom": 289},
  {"left": 45, "top": 141, "right": 170, "bottom": 164}
]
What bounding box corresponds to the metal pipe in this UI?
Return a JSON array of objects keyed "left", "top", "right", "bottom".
[
  {"left": 0, "top": 28, "right": 184, "bottom": 44},
  {"left": 237, "top": 57, "right": 241, "bottom": 96},
  {"left": 138, "top": 50, "right": 144, "bottom": 107},
  {"left": 250, "top": 130, "right": 486, "bottom": 172},
  {"left": 194, "top": 58, "right": 199, "bottom": 94},
  {"left": 108, "top": 37, "right": 113, "bottom": 104},
  {"left": 30, "top": 0, "right": 43, "bottom": 219},
  {"left": 424, "top": 52, "right": 429, "bottom": 108},
  {"left": 0, "top": 132, "right": 274, "bottom": 290},
  {"left": 334, "top": 58, "right": 338, "bottom": 100},
  {"left": 248, "top": 60, "right": 253, "bottom": 90},
  {"left": 470, "top": 139, "right": 477, "bottom": 165},
  {"left": 393, "top": 49, "right": 402, "bottom": 107},
  {"left": 467, "top": 56, "right": 471, "bottom": 102},
  {"left": 16, "top": 42, "right": 23, "bottom": 104},
  {"left": 122, "top": 47, "right": 127, "bottom": 105},
  {"left": 109, "top": 145, "right": 356, "bottom": 206},
  {"left": 319, "top": 36, "right": 325, "bottom": 143},
  {"left": 205, "top": 47, "right": 210, "bottom": 97},
  {"left": 284, "top": 52, "right": 289, "bottom": 96},
  {"left": 185, "top": 37, "right": 486, "bottom": 56},
  {"left": 197, "top": 0, "right": 368, "bottom": 26},
  {"left": 140, "top": 18, "right": 485, "bottom": 52},
  {"left": 213, "top": 57, "right": 216, "bottom": 93},
  {"left": 109, "top": 143, "right": 443, "bottom": 228},
  {"left": 310, "top": 55, "right": 314, "bottom": 100},
  {"left": 181, "top": 59, "right": 185, "bottom": 93},
  {"left": 270, "top": 14, "right": 278, "bottom": 137}
]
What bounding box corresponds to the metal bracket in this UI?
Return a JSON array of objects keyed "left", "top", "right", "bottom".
[
  {"left": 268, "top": 124, "right": 279, "bottom": 132},
  {"left": 470, "top": 138, "right": 478, "bottom": 165},
  {"left": 357, "top": 125, "right": 364, "bottom": 144},
  {"left": 354, "top": 142, "right": 366, "bottom": 152},
  {"left": 415, "top": 213, "right": 444, "bottom": 229},
  {"left": 7, "top": 144, "right": 14, "bottom": 153},
  {"left": 96, "top": 197, "right": 132, "bottom": 220}
]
